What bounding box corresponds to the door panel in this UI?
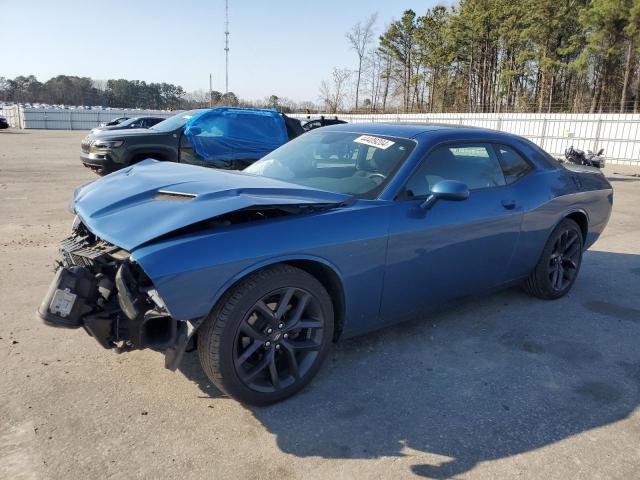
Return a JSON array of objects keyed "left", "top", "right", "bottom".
[
  {"left": 380, "top": 140, "right": 525, "bottom": 326},
  {"left": 381, "top": 190, "right": 523, "bottom": 325},
  {"left": 178, "top": 131, "right": 200, "bottom": 164}
]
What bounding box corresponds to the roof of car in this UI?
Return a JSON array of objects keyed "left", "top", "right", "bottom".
[
  {"left": 319, "top": 122, "right": 525, "bottom": 142},
  {"left": 319, "top": 122, "right": 480, "bottom": 136}
]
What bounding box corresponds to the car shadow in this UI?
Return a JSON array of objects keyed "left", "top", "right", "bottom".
[
  {"left": 178, "top": 250, "right": 640, "bottom": 478},
  {"left": 178, "top": 350, "right": 226, "bottom": 399}
]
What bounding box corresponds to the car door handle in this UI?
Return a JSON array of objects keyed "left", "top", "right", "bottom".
[{"left": 501, "top": 199, "right": 517, "bottom": 210}]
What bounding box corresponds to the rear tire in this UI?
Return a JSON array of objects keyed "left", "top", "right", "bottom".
[
  {"left": 523, "top": 218, "right": 584, "bottom": 299},
  {"left": 197, "top": 264, "right": 334, "bottom": 405}
]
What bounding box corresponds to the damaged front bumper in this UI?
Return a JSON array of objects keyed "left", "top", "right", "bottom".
[{"left": 37, "top": 223, "right": 197, "bottom": 369}]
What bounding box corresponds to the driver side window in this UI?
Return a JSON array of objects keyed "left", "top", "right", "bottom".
[{"left": 404, "top": 143, "right": 506, "bottom": 197}]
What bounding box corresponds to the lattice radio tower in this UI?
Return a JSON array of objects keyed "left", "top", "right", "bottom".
[{"left": 224, "top": 0, "right": 229, "bottom": 94}]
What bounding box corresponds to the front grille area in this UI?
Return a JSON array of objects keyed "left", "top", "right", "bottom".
[{"left": 60, "top": 233, "right": 122, "bottom": 267}]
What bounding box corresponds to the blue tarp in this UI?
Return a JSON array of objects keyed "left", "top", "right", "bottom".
[{"left": 183, "top": 107, "right": 288, "bottom": 163}]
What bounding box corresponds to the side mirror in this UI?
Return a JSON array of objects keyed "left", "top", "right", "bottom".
[
  {"left": 186, "top": 125, "right": 202, "bottom": 135},
  {"left": 420, "top": 180, "right": 470, "bottom": 210},
  {"left": 597, "top": 148, "right": 604, "bottom": 156}
]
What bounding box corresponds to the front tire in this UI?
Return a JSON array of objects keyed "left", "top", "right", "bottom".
[
  {"left": 523, "top": 218, "right": 584, "bottom": 299},
  {"left": 198, "top": 265, "right": 334, "bottom": 405}
]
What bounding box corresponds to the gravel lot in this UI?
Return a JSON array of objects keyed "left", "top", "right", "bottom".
[{"left": 1, "top": 129, "right": 639, "bottom": 480}]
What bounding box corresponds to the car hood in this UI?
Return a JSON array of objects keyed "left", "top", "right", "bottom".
[
  {"left": 88, "top": 128, "right": 163, "bottom": 139},
  {"left": 72, "top": 159, "right": 351, "bottom": 251},
  {"left": 91, "top": 125, "right": 131, "bottom": 132}
]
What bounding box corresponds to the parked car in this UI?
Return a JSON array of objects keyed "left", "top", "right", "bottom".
[
  {"left": 91, "top": 116, "right": 165, "bottom": 134},
  {"left": 39, "top": 123, "right": 612, "bottom": 405},
  {"left": 301, "top": 115, "right": 347, "bottom": 131},
  {"left": 80, "top": 108, "right": 303, "bottom": 175},
  {"left": 98, "top": 117, "right": 130, "bottom": 127},
  {"left": 0, "top": 116, "right": 8, "bottom": 129}
]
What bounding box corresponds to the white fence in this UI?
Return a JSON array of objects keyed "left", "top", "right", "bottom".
[
  {"left": 0, "top": 105, "right": 174, "bottom": 130},
  {"left": 291, "top": 113, "right": 640, "bottom": 166},
  {"left": 1, "top": 106, "right": 638, "bottom": 165}
]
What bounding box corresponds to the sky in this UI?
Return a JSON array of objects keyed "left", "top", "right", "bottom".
[{"left": 1, "top": 0, "right": 447, "bottom": 102}]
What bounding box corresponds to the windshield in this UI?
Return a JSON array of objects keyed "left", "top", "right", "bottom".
[
  {"left": 244, "top": 131, "right": 415, "bottom": 198},
  {"left": 116, "top": 118, "right": 138, "bottom": 127},
  {"left": 150, "top": 110, "right": 203, "bottom": 132}
]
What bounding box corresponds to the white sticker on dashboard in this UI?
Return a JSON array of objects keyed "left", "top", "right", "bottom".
[{"left": 354, "top": 135, "right": 395, "bottom": 150}]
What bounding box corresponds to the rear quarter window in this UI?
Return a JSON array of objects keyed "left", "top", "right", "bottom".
[{"left": 496, "top": 145, "right": 533, "bottom": 183}]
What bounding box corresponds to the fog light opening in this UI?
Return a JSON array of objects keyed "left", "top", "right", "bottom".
[{"left": 141, "top": 315, "right": 177, "bottom": 350}]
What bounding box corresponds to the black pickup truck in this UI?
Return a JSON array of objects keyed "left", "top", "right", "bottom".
[{"left": 80, "top": 108, "right": 303, "bottom": 175}]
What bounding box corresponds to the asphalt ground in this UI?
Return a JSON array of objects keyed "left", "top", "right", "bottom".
[{"left": 1, "top": 129, "right": 639, "bottom": 479}]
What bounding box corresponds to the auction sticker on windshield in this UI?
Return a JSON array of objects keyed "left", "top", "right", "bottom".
[{"left": 354, "top": 135, "right": 395, "bottom": 150}]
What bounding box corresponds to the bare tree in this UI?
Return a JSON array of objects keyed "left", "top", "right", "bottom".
[
  {"left": 366, "top": 49, "right": 383, "bottom": 112},
  {"left": 318, "top": 80, "right": 333, "bottom": 112},
  {"left": 378, "top": 45, "right": 393, "bottom": 112},
  {"left": 92, "top": 79, "right": 107, "bottom": 92},
  {"left": 0, "top": 77, "right": 9, "bottom": 101},
  {"left": 346, "top": 13, "right": 378, "bottom": 111},
  {"left": 186, "top": 89, "right": 213, "bottom": 107},
  {"left": 319, "top": 68, "right": 352, "bottom": 113},
  {"left": 298, "top": 100, "right": 318, "bottom": 114}
]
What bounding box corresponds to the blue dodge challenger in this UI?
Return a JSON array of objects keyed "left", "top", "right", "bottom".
[{"left": 39, "top": 123, "right": 613, "bottom": 405}]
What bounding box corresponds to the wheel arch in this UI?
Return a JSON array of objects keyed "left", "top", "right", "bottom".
[
  {"left": 283, "top": 259, "right": 346, "bottom": 342},
  {"left": 564, "top": 209, "right": 589, "bottom": 244},
  {"left": 524, "top": 207, "right": 590, "bottom": 279},
  {"left": 130, "top": 151, "right": 169, "bottom": 164},
  {"left": 206, "top": 255, "right": 347, "bottom": 342}
]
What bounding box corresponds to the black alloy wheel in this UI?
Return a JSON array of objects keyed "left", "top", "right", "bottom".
[
  {"left": 233, "top": 286, "right": 325, "bottom": 393},
  {"left": 548, "top": 229, "right": 581, "bottom": 292},
  {"left": 198, "top": 265, "right": 334, "bottom": 405},
  {"left": 523, "top": 218, "right": 584, "bottom": 299}
]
